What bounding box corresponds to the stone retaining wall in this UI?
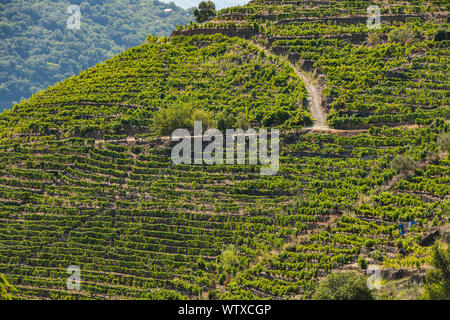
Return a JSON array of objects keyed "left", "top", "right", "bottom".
[{"left": 172, "top": 27, "right": 259, "bottom": 39}]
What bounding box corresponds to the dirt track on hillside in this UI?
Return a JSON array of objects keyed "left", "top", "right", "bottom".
[{"left": 251, "top": 41, "right": 329, "bottom": 131}]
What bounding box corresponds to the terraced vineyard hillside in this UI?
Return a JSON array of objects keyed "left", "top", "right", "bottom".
[{"left": 0, "top": 0, "right": 448, "bottom": 299}]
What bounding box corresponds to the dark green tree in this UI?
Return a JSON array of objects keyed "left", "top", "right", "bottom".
[
  {"left": 216, "top": 111, "right": 236, "bottom": 132},
  {"left": 235, "top": 112, "right": 250, "bottom": 130},
  {"left": 313, "top": 272, "right": 374, "bottom": 300},
  {"left": 194, "top": 1, "right": 217, "bottom": 23},
  {"left": 391, "top": 154, "right": 417, "bottom": 175},
  {"left": 358, "top": 257, "right": 368, "bottom": 270},
  {"left": 434, "top": 30, "right": 449, "bottom": 41},
  {"left": 153, "top": 102, "right": 215, "bottom": 135},
  {"left": 437, "top": 132, "right": 450, "bottom": 153},
  {"left": 0, "top": 274, "right": 16, "bottom": 300},
  {"left": 422, "top": 244, "right": 449, "bottom": 300}
]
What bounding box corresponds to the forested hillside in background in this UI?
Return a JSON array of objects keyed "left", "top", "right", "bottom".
[{"left": 0, "top": 0, "right": 192, "bottom": 111}]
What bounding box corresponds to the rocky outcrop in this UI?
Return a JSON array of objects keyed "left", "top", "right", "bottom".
[
  {"left": 379, "top": 268, "right": 426, "bottom": 281},
  {"left": 420, "top": 227, "right": 450, "bottom": 246}
]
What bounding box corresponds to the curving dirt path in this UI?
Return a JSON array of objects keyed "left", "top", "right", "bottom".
[
  {"left": 251, "top": 41, "right": 329, "bottom": 130},
  {"left": 296, "top": 71, "right": 329, "bottom": 130}
]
